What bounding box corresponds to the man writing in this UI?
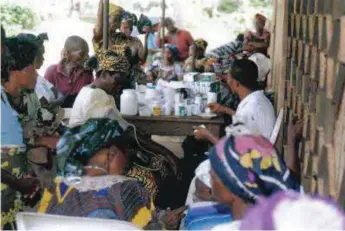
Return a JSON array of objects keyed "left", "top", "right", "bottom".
[
  {"left": 194, "top": 59, "right": 276, "bottom": 143},
  {"left": 156, "top": 17, "right": 194, "bottom": 61}
]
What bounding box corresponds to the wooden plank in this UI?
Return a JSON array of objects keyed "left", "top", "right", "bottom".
[
  {"left": 332, "top": 0, "right": 345, "bottom": 20},
  {"left": 319, "top": 51, "right": 327, "bottom": 89},
  {"left": 307, "top": 0, "right": 315, "bottom": 15},
  {"left": 326, "top": 15, "right": 333, "bottom": 55},
  {"left": 302, "top": 140, "right": 311, "bottom": 176},
  {"left": 333, "top": 63, "right": 345, "bottom": 105},
  {"left": 308, "top": 15, "right": 316, "bottom": 45},
  {"left": 318, "top": 16, "right": 327, "bottom": 51},
  {"left": 302, "top": 15, "right": 309, "bottom": 43},
  {"left": 310, "top": 47, "right": 319, "bottom": 80},
  {"left": 298, "top": 40, "right": 305, "bottom": 68},
  {"left": 339, "top": 16, "right": 345, "bottom": 63},
  {"left": 302, "top": 74, "right": 311, "bottom": 103},
  {"left": 328, "top": 17, "right": 340, "bottom": 58},
  {"left": 296, "top": 15, "right": 302, "bottom": 39},
  {"left": 326, "top": 144, "right": 337, "bottom": 198},
  {"left": 302, "top": 104, "right": 310, "bottom": 138},
  {"left": 314, "top": 127, "right": 325, "bottom": 157},
  {"left": 326, "top": 57, "right": 335, "bottom": 99},
  {"left": 309, "top": 80, "right": 318, "bottom": 112},
  {"left": 297, "top": 95, "right": 303, "bottom": 118},
  {"left": 309, "top": 112, "right": 317, "bottom": 151},
  {"left": 304, "top": 45, "right": 311, "bottom": 74},
  {"left": 292, "top": 39, "right": 298, "bottom": 61}
]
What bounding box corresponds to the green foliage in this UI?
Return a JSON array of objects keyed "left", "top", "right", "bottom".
[
  {"left": 217, "top": 0, "right": 241, "bottom": 14},
  {"left": 250, "top": 0, "right": 271, "bottom": 8},
  {"left": 1, "top": 4, "right": 36, "bottom": 36},
  {"left": 203, "top": 7, "right": 213, "bottom": 18}
]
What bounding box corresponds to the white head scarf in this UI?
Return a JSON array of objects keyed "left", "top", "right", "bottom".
[{"left": 249, "top": 53, "right": 271, "bottom": 82}]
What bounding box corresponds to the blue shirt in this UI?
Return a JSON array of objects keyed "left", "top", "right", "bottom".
[
  {"left": 184, "top": 202, "right": 232, "bottom": 230},
  {"left": 1, "top": 87, "right": 25, "bottom": 146},
  {"left": 147, "top": 33, "right": 158, "bottom": 50}
]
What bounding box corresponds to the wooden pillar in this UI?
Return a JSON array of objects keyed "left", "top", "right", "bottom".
[{"left": 102, "top": 0, "right": 109, "bottom": 50}]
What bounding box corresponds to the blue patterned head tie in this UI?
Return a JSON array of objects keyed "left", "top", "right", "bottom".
[
  {"left": 209, "top": 134, "right": 301, "bottom": 203},
  {"left": 56, "top": 118, "right": 123, "bottom": 177},
  {"left": 164, "top": 43, "right": 179, "bottom": 59}
]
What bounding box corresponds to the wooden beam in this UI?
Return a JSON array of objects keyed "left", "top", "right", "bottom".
[{"left": 102, "top": 0, "right": 109, "bottom": 50}]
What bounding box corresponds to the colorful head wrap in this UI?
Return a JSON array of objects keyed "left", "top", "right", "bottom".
[
  {"left": 97, "top": 48, "right": 131, "bottom": 74},
  {"left": 120, "top": 11, "right": 138, "bottom": 26},
  {"left": 56, "top": 118, "right": 124, "bottom": 177},
  {"left": 109, "top": 3, "right": 124, "bottom": 18},
  {"left": 194, "top": 39, "right": 208, "bottom": 52},
  {"left": 137, "top": 14, "right": 152, "bottom": 34},
  {"left": 240, "top": 191, "right": 345, "bottom": 229},
  {"left": 164, "top": 43, "right": 179, "bottom": 59},
  {"left": 209, "top": 134, "right": 301, "bottom": 203},
  {"left": 248, "top": 53, "right": 271, "bottom": 82}
]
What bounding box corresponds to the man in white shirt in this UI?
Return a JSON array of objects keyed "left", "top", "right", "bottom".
[{"left": 195, "top": 58, "right": 276, "bottom": 143}]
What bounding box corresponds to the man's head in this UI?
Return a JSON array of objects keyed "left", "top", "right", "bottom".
[
  {"left": 225, "top": 59, "right": 259, "bottom": 95},
  {"left": 17, "top": 33, "right": 48, "bottom": 70},
  {"left": 163, "top": 17, "right": 177, "bottom": 33},
  {"left": 63, "top": 35, "right": 89, "bottom": 67},
  {"left": 5, "top": 37, "right": 38, "bottom": 89},
  {"left": 254, "top": 14, "right": 266, "bottom": 33}
]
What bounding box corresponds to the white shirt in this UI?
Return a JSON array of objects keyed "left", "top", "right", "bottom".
[
  {"left": 235, "top": 90, "right": 276, "bottom": 139},
  {"left": 69, "top": 86, "right": 128, "bottom": 129}
]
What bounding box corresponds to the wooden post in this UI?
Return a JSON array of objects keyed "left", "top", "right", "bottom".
[
  {"left": 103, "top": 0, "right": 109, "bottom": 50},
  {"left": 160, "top": 0, "right": 166, "bottom": 50}
]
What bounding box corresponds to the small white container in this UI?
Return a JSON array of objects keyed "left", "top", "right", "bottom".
[
  {"left": 207, "top": 92, "right": 217, "bottom": 104},
  {"left": 120, "top": 89, "right": 138, "bottom": 115}
]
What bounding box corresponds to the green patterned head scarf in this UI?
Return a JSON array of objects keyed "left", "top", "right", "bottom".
[
  {"left": 97, "top": 48, "right": 131, "bottom": 74},
  {"left": 56, "top": 118, "right": 124, "bottom": 177}
]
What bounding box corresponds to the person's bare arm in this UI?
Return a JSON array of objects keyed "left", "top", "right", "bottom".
[
  {"left": 138, "top": 33, "right": 149, "bottom": 62},
  {"left": 208, "top": 103, "right": 236, "bottom": 116},
  {"left": 287, "top": 118, "right": 303, "bottom": 176},
  {"left": 93, "top": 0, "right": 103, "bottom": 43}
]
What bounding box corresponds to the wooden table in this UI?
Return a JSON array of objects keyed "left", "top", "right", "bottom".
[{"left": 123, "top": 115, "right": 224, "bottom": 137}]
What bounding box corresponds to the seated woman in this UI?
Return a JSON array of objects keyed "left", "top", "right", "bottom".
[
  {"left": 184, "top": 39, "right": 208, "bottom": 73},
  {"left": 37, "top": 119, "right": 167, "bottom": 228},
  {"left": 153, "top": 44, "right": 184, "bottom": 81},
  {"left": 183, "top": 122, "right": 303, "bottom": 230},
  {"left": 44, "top": 36, "right": 93, "bottom": 108},
  {"left": 208, "top": 132, "right": 302, "bottom": 230},
  {"left": 70, "top": 49, "right": 183, "bottom": 209},
  {"left": 1, "top": 31, "right": 40, "bottom": 230},
  {"left": 243, "top": 14, "right": 270, "bottom": 56}
]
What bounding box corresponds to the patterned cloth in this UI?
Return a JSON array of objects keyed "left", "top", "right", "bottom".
[
  {"left": 164, "top": 44, "right": 179, "bottom": 60},
  {"left": 240, "top": 191, "right": 345, "bottom": 230},
  {"left": 194, "top": 39, "right": 208, "bottom": 52},
  {"left": 37, "top": 175, "right": 157, "bottom": 229},
  {"left": 97, "top": 49, "right": 131, "bottom": 74},
  {"left": 136, "top": 14, "right": 151, "bottom": 34},
  {"left": 56, "top": 118, "right": 124, "bottom": 178},
  {"left": 209, "top": 134, "right": 301, "bottom": 203}
]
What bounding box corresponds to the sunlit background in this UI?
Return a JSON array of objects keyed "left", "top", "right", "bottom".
[{"left": 1, "top": 0, "right": 273, "bottom": 75}]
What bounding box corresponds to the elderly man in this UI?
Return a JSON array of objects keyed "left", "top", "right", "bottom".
[{"left": 155, "top": 17, "right": 194, "bottom": 61}]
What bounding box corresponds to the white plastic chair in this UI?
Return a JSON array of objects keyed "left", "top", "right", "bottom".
[{"left": 16, "top": 212, "right": 141, "bottom": 231}]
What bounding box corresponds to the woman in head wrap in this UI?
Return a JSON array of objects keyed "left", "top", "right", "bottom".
[
  {"left": 243, "top": 14, "right": 270, "bottom": 56},
  {"left": 153, "top": 43, "right": 184, "bottom": 81},
  {"left": 1, "top": 33, "right": 40, "bottom": 230},
  {"left": 37, "top": 118, "right": 186, "bottom": 229},
  {"left": 239, "top": 190, "right": 345, "bottom": 230},
  {"left": 71, "top": 49, "right": 183, "bottom": 210},
  {"left": 184, "top": 39, "right": 208, "bottom": 72},
  {"left": 209, "top": 133, "right": 302, "bottom": 230},
  {"left": 69, "top": 48, "right": 130, "bottom": 129},
  {"left": 93, "top": 1, "right": 125, "bottom": 52}
]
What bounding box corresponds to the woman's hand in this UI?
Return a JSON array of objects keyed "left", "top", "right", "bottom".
[
  {"left": 207, "top": 103, "right": 225, "bottom": 113},
  {"left": 161, "top": 206, "right": 187, "bottom": 230},
  {"left": 15, "top": 176, "right": 40, "bottom": 200},
  {"left": 194, "top": 127, "right": 212, "bottom": 141}
]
